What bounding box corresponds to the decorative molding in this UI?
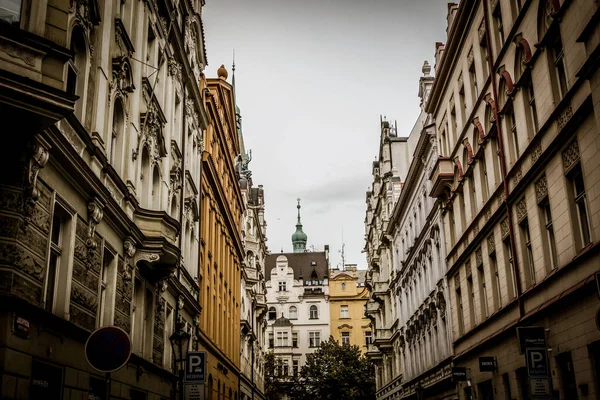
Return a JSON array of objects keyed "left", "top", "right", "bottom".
[
  {"left": 501, "top": 219, "right": 510, "bottom": 239},
  {"left": 562, "top": 139, "right": 580, "bottom": 172},
  {"left": 463, "top": 138, "right": 474, "bottom": 165},
  {"left": 557, "top": 105, "right": 573, "bottom": 131},
  {"left": 472, "top": 117, "right": 486, "bottom": 144},
  {"left": 86, "top": 198, "right": 104, "bottom": 269},
  {"left": 23, "top": 135, "right": 51, "bottom": 230},
  {"left": 475, "top": 248, "right": 483, "bottom": 266},
  {"left": 531, "top": 140, "right": 542, "bottom": 163},
  {"left": 454, "top": 274, "right": 460, "bottom": 287},
  {"left": 535, "top": 175, "right": 548, "bottom": 204},
  {"left": 487, "top": 234, "right": 495, "bottom": 254},
  {"left": 515, "top": 168, "right": 523, "bottom": 185},
  {"left": 516, "top": 198, "right": 527, "bottom": 223},
  {"left": 465, "top": 260, "right": 472, "bottom": 277},
  {"left": 453, "top": 157, "right": 464, "bottom": 180},
  {"left": 123, "top": 237, "right": 136, "bottom": 281}
]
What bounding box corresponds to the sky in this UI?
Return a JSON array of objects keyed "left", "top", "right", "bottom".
[{"left": 202, "top": 0, "right": 448, "bottom": 270}]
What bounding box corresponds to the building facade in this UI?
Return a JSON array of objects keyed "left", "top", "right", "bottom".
[
  {"left": 328, "top": 265, "right": 371, "bottom": 353},
  {"left": 364, "top": 117, "right": 406, "bottom": 400},
  {"left": 238, "top": 109, "right": 268, "bottom": 400},
  {"left": 385, "top": 63, "right": 454, "bottom": 400},
  {"left": 264, "top": 203, "right": 331, "bottom": 376},
  {"left": 427, "top": 1, "right": 600, "bottom": 399},
  {"left": 199, "top": 66, "right": 245, "bottom": 400},
  {"left": 0, "top": 0, "right": 208, "bottom": 399}
]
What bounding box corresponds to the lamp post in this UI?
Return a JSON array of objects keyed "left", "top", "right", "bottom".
[{"left": 170, "top": 322, "right": 191, "bottom": 400}]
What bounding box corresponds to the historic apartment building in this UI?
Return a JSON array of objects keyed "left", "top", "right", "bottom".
[
  {"left": 364, "top": 117, "right": 406, "bottom": 400},
  {"left": 0, "top": 0, "right": 209, "bottom": 399},
  {"left": 264, "top": 203, "right": 331, "bottom": 375},
  {"left": 238, "top": 105, "right": 268, "bottom": 400},
  {"left": 427, "top": 1, "right": 600, "bottom": 399},
  {"left": 199, "top": 66, "right": 245, "bottom": 400},
  {"left": 328, "top": 265, "right": 371, "bottom": 353}
]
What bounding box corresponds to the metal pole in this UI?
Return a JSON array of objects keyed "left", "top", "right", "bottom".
[
  {"left": 179, "top": 368, "right": 185, "bottom": 400},
  {"left": 105, "top": 372, "right": 111, "bottom": 400}
]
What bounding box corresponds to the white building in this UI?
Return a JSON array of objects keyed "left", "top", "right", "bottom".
[
  {"left": 264, "top": 202, "right": 331, "bottom": 374},
  {"left": 238, "top": 109, "right": 268, "bottom": 399},
  {"left": 365, "top": 61, "right": 454, "bottom": 400}
]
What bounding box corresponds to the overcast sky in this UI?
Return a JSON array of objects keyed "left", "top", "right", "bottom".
[{"left": 203, "top": 0, "right": 448, "bottom": 270}]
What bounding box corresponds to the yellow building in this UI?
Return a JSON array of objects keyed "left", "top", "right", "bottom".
[
  {"left": 198, "top": 65, "right": 245, "bottom": 400},
  {"left": 329, "top": 265, "right": 372, "bottom": 353}
]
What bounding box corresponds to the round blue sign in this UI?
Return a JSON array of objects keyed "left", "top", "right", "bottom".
[{"left": 85, "top": 326, "right": 132, "bottom": 373}]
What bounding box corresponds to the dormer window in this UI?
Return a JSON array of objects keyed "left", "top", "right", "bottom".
[{"left": 278, "top": 282, "right": 287, "bottom": 292}]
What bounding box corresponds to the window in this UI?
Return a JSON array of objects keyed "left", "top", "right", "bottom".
[
  {"left": 0, "top": 0, "right": 22, "bottom": 25},
  {"left": 493, "top": 3, "right": 505, "bottom": 50},
  {"left": 459, "top": 192, "right": 467, "bottom": 231},
  {"left": 511, "top": 0, "right": 523, "bottom": 20},
  {"left": 309, "top": 331, "right": 321, "bottom": 348},
  {"left": 276, "top": 331, "right": 289, "bottom": 347},
  {"left": 268, "top": 307, "right": 276, "bottom": 320},
  {"left": 268, "top": 333, "right": 274, "bottom": 348},
  {"left": 341, "top": 282, "right": 346, "bottom": 290},
  {"left": 292, "top": 332, "right": 298, "bottom": 347},
  {"left": 540, "top": 200, "right": 558, "bottom": 269},
  {"left": 477, "top": 261, "right": 489, "bottom": 320},
  {"left": 110, "top": 99, "right": 125, "bottom": 175},
  {"left": 45, "top": 201, "right": 75, "bottom": 317},
  {"left": 365, "top": 331, "right": 373, "bottom": 346},
  {"left": 278, "top": 281, "right": 287, "bottom": 292},
  {"left": 340, "top": 305, "right": 349, "bottom": 319},
  {"left": 282, "top": 360, "right": 289, "bottom": 376},
  {"left": 506, "top": 108, "right": 519, "bottom": 162},
  {"left": 292, "top": 360, "right": 299, "bottom": 376},
  {"left": 466, "top": 273, "right": 476, "bottom": 329},
  {"left": 341, "top": 332, "right": 350, "bottom": 346},
  {"left": 98, "top": 248, "right": 117, "bottom": 327},
  {"left": 468, "top": 175, "right": 477, "bottom": 220},
  {"left": 132, "top": 279, "right": 155, "bottom": 358},
  {"left": 569, "top": 164, "right": 592, "bottom": 249},
  {"left": 289, "top": 306, "right": 297, "bottom": 320},
  {"left": 309, "top": 305, "right": 318, "bottom": 319},
  {"left": 480, "top": 151, "right": 490, "bottom": 202},
  {"left": 549, "top": 30, "right": 568, "bottom": 101},
  {"left": 68, "top": 27, "right": 88, "bottom": 121},
  {"left": 164, "top": 306, "right": 174, "bottom": 370},
  {"left": 456, "top": 284, "right": 465, "bottom": 336},
  {"left": 519, "top": 218, "right": 536, "bottom": 288},
  {"left": 503, "top": 238, "right": 517, "bottom": 300},
  {"left": 142, "top": 288, "right": 154, "bottom": 359},
  {"left": 523, "top": 79, "right": 539, "bottom": 135}
]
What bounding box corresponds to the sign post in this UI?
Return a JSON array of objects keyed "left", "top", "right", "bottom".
[
  {"left": 85, "top": 326, "right": 132, "bottom": 400},
  {"left": 185, "top": 351, "right": 207, "bottom": 400}
]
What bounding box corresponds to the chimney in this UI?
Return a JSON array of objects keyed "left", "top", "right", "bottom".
[{"left": 324, "top": 245, "right": 329, "bottom": 266}]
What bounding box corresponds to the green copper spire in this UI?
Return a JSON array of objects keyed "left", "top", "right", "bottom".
[{"left": 292, "top": 198, "right": 307, "bottom": 252}]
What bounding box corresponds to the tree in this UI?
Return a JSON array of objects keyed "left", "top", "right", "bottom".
[
  {"left": 264, "top": 351, "right": 303, "bottom": 400},
  {"left": 298, "top": 336, "right": 376, "bottom": 400}
]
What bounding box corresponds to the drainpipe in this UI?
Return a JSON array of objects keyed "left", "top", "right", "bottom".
[
  {"left": 251, "top": 297, "right": 255, "bottom": 400},
  {"left": 482, "top": 0, "right": 524, "bottom": 317}
]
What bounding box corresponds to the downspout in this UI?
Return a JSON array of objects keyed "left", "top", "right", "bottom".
[
  {"left": 481, "top": 0, "right": 524, "bottom": 317},
  {"left": 251, "top": 298, "right": 255, "bottom": 400}
]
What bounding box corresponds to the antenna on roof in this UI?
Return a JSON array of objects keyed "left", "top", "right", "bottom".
[{"left": 338, "top": 226, "right": 346, "bottom": 271}]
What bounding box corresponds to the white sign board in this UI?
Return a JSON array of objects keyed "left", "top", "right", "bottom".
[
  {"left": 185, "top": 384, "right": 205, "bottom": 400},
  {"left": 529, "top": 378, "right": 551, "bottom": 397}
]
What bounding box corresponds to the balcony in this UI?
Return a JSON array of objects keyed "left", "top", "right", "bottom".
[
  {"left": 365, "top": 301, "right": 381, "bottom": 315},
  {"left": 304, "top": 288, "right": 324, "bottom": 297},
  {"left": 0, "top": 24, "right": 76, "bottom": 131},
  {"left": 373, "top": 281, "right": 389, "bottom": 295},
  {"left": 366, "top": 343, "right": 382, "bottom": 360},
  {"left": 373, "top": 328, "right": 393, "bottom": 349},
  {"left": 429, "top": 156, "right": 454, "bottom": 198}
]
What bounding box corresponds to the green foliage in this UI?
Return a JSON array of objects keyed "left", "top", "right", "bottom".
[{"left": 298, "top": 336, "right": 376, "bottom": 400}]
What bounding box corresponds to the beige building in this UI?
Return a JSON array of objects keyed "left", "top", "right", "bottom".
[
  {"left": 0, "top": 1, "right": 247, "bottom": 399},
  {"left": 428, "top": 1, "right": 600, "bottom": 399},
  {"left": 329, "top": 265, "right": 371, "bottom": 353}
]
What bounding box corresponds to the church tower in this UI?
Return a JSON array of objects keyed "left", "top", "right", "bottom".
[{"left": 291, "top": 199, "right": 307, "bottom": 252}]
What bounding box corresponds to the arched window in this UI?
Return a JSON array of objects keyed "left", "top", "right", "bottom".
[
  {"left": 110, "top": 99, "right": 125, "bottom": 175},
  {"left": 309, "top": 305, "right": 318, "bottom": 319},
  {"left": 140, "top": 147, "right": 151, "bottom": 208},
  {"left": 152, "top": 165, "right": 161, "bottom": 209},
  {"left": 208, "top": 375, "right": 214, "bottom": 400},
  {"left": 341, "top": 282, "right": 346, "bottom": 290},
  {"left": 268, "top": 307, "right": 276, "bottom": 320},
  {"left": 289, "top": 306, "right": 297, "bottom": 320},
  {"left": 67, "top": 26, "right": 88, "bottom": 121}
]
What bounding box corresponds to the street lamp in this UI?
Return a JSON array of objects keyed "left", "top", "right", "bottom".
[{"left": 170, "top": 322, "right": 191, "bottom": 400}]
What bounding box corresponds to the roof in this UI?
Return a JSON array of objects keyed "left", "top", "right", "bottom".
[
  {"left": 265, "top": 251, "right": 328, "bottom": 281},
  {"left": 273, "top": 315, "right": 293, "bottom": 327}
]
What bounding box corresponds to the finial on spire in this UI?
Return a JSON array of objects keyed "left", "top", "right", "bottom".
[{"left": 422, "top": 60, "right": 431, "bottom": 77}]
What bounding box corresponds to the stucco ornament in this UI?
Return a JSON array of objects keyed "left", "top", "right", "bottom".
[
  {"left": 123, "top": 237, "right": 136, "bottom": 281},
  {"left": 23, "top": 135, "right": 51, "bottom": 231}
]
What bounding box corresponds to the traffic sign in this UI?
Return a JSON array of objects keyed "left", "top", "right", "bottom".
[
  {"left": 186, "top": 351, "right": 207, "bottom": 383},
  {"left": 526, "top": 348, "right": 549, "bottom": 378},
  {"left": 185, "top": 384, "right": 205, "bottom": 400},
  {"left": 85, "top": 326, "right": 132, "bottom": 373}
]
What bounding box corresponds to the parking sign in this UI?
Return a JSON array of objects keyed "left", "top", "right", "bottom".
[
  {"left": 526, "top": 348, "right": 549, "bottom": 378},
  {"left": 186, "top": 351, "right": 206, "bottom": 384}
]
